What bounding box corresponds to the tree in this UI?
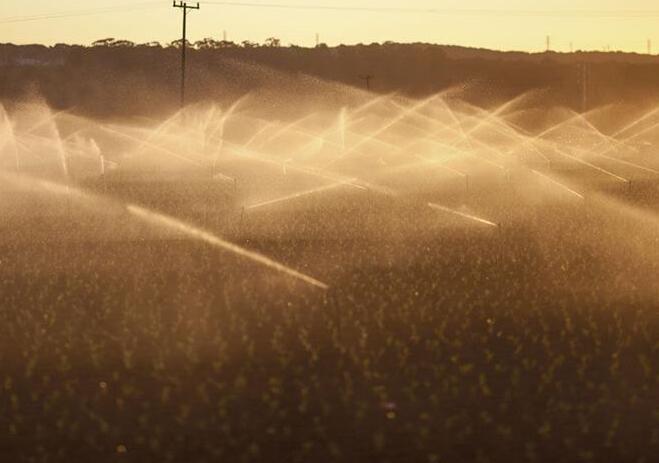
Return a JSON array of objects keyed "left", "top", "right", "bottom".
[
  {"left": 168, "top": 39, "right": 192, "bottom": 49},
  {"left": 110, "top": 40, "right": 135, "bottom": 48},
  {"left": 241, "top": 40, "right": 257, "bottom": 48},
  {"left": 264, "top": 37, "right": 281, "bottom": 48},
  {"left": 195, "top": 38, "right": 222, "bottom": 49},
  {"left": 218, "top": 40, "right": 238, "bottom": 48},
  {"left": 138, "top": 42, "right": 162, "bottom": 48},
  {"left": 92, "top": 38, "right": 116, "bottom": 47}
]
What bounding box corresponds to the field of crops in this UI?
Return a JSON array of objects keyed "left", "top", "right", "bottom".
[{"left": 1, "top": 90, "right": 658, "bottom": 462}]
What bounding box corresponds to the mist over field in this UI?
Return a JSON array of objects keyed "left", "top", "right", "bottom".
[{"left": 1, "top": 40, "right": 658, "bottom": 463}]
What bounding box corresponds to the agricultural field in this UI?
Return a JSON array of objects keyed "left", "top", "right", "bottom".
[{"left": 1, "top": 87, "right": 658, "bottom": 462}]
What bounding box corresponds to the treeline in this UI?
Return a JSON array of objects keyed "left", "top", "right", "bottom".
[{"left": 2, "top": 40, "right": 659, "bottom": 117}]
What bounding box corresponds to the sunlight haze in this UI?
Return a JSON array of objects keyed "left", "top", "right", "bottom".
[{"left": 2, "top": 0, "right": 659, "bottom": 52}]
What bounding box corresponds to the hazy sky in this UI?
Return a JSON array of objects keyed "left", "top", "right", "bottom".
[{"left": 2, "top": 0, "right": 659, "bottom": 52}]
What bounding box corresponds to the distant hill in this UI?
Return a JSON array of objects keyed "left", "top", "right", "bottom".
[{"left": 2, "top": 41, "right": 659, "bottom": 117}]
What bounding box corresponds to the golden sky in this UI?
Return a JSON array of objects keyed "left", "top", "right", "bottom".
[{"left": 2, "top": 0, "right": 659, "bottom": 52}]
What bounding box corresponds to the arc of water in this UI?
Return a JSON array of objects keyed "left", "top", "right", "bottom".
[
  {"left": 243, "top": 121, "right": 277, "bottom": 148},
  {"left": 597, "top": 117, "right": 659, "bottom": 159},
  {"left": 213, "top": 172, "right": 236, "bottom": 184},
  {"left": 325, "top": 90, "right": 455, "bottom": 167},
  {"left": 246, "top": 179, "right": 356, "bottom": 210},
  {"left": 590, "top": 152, "right": 659, "bottom": 175},
  {"left": 556, "top": 111, "right": 638, "bottom": 159},
  {"left": 457, "top": 91, "right": 534, "bottom": 141},
  {"left": 240, "top": 114, "right": 344, "bottom": 154},
  {"left": 531, "top": 170, "right": 585, "bottom": 200},
  {"left": 388, "top": 113, "right": 510, "bottom": 171},
  {"left": 611, "top": 106, "right": 659, "bottom": 138},
  {"left": 495, "top": 119, "right": 552, "bottom": 163},
  {"left": 1, "top": 171, "right": 327, "bottom": 289},
  {"left": 21, "top": 107, "right": 78, "bottom": 137},
  {"left": 428, "top": 202, "right": 498, "bottom": 228},
  {"left": 225, "top": 142, "right": 369, "bottom": 191},
  {"left": 570, "top": 144, "right": 659, "bottom": 175},
  {"left": 499, "top": 106, "right": 609, "bottom": 157},
  {"left": 240, "top": 94, "right": 398, "bottom": 165},
  {"left": 1, "top": 172, "right": 99, "bottom": 204},
  {"left": 202, "top": 105, "right": 220, "bottom": 150},
  {"left": 52, "top": 118, "right": 69, "bottom": 179},
  {"left": 129, "top": 108, "right": 189, "bottom": 158},
  {"left": 422, "top": 154, "right": 468, "bottom": 177},
  {"left": 348, "top": 96, "right": 509, "bottom": 173},
  {"left": 552, "top": 146, "right": 629, "bottom": 183},
  {"left": 491, "top": 111, "right": 641, "bottom": 172},
  {"left": 208, "top": 97, "right": 251, "bottom": 174},
  {"left": 0, "top": 107, "right": 20, "bottom": 171},
  {"left": 276, "top": 92, "right": 399, "bottom": 156},
  {"left": 207, "top": 95, "right": 250, "bottom": 143},
  {"left": 254, "top": 113, "right": 317, "bottom": 149},
  {"left": 240, "top": 112, "right": 373, "bottom": 160},
  {"left": 126, "top": 204, "right": 329, "bottom": 290},
  {"left": 399, "top": 98, "right": 517, "bottom": 167},
  {"left": 98, "top": 124, "right": 205, "bottom": 167},
  {"left": 388, "top": 101, "right": 463, "bottom": 137}
]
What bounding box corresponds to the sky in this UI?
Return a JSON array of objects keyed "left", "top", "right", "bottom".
[{"left": 2, "top": 0, "right": 659, "bottom": 52}]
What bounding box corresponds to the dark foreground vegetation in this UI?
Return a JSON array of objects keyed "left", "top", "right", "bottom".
[{"left": 1, "top": 174, "right": 658, "bottom": 463}]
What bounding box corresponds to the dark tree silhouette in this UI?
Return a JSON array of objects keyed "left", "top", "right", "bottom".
[{"left": 264, "top": 37, "right": 281, "bottom": 48}]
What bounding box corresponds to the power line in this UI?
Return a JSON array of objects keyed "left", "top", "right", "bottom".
[
  {"left": 5, "top": 2, "right": 659, "bottom": 25},
  {"left": 0, "top": 2, "right": 163, "bottom": 25},
  {"left": 200, "top": 2, "right": 659, "bottom": 18}
]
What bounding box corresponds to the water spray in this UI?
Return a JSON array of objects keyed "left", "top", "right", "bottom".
[
  {"left": 531, "top": 170, "right": 585, "bottom": 200},
  {"left": 245, "top": 180, "right": 357, "bottom": 211},
  {"left": 126, "top": 204, "right": 329, "bottom": 290},
  {"left": 428, "top": 202, "right": 499, "bottom": 228}
]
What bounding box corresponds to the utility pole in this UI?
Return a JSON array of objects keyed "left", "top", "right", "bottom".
[
  {"left": 359, "top": 74, "right": 374, "bottom": 91},
  {"left": 173, "top": 1, "right": 200, "bottom": 108},
  {"left": 546, "top": 35, "right": 551, "bottom": 52}
]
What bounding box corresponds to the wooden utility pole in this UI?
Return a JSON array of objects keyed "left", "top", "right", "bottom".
[{"left": 173, "top": 1, "right": 200, "bottom": 108}]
